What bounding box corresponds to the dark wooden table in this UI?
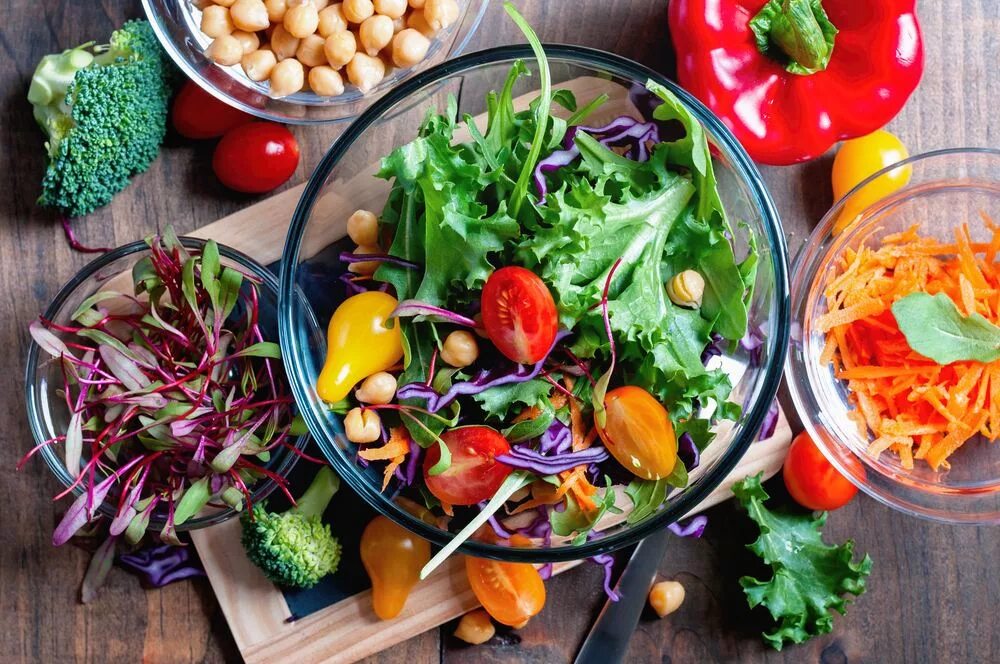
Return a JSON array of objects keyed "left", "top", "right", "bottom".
[{"left": 2, "top": 1, "right": 998, "bottom": 662}]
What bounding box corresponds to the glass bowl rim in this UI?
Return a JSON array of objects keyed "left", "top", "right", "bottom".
[
  {"left": 140, "top": 0, "right": 492, "bottom": 126},
  {"left": 279, "top": 43, "right": 790, "bottom": 561},
  {"left": 786, "top": 146, "right": 1000, "bottom": 524},
  {"left": 25, "top": 236, "right": 309, "bottom": 531}
]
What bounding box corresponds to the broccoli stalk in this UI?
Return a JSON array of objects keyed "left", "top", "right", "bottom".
[
  {"left": 240, "top": 466, "right": 343, "bottom": 589},
  {"left": 27, "top": 20, "right": 174, "bottom": 218}
]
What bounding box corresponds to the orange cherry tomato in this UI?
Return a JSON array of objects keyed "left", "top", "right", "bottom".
[
  {"left": 360, "top": 515, "right": 430, "bottom": 620},
  {"left": 783, "top": 431, "right": 859, "bottom": 511},
  {"left": 480, "top": 266, "right": 558, "bottom": 364},
  {"left": 831, "top": 129, "right": 910, "bottom": 235},
  {"left": 596, "top": 386, "right": 677, "bottom": 480},
  {"left": 465, "top": 556, "right": 546, "bottom": 627}
]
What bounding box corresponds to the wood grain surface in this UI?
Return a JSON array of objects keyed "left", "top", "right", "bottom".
[{"left": 0, "top": 2, "right": 997, "bottom": 663}]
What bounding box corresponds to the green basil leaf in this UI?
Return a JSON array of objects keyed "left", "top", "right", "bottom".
[{"left": 892, "top": 292, "right": 1000, "bottom": 364}]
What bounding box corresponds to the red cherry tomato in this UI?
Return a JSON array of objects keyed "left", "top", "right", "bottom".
[
  {"left": 422, "top": 426, "right": 513, "bottom": 506},
  {"left": 596, "top": 386, "right": 677, "bottom": 480},
  {"left": 212, "top": 122, "right": 300, "bottom": 194},
  {"left": 172, "top": 80, "right": 253, "bottom": 139},
  {"left": 783, "top": 431, "right": 859, "bottom": 511},
  {"left": 480, "top": 267, "right": 558, "bottom": 364}
]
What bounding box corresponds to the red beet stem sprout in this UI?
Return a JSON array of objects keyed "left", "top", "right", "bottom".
[{"left": 26, "top": 231, "right": 302, "bottom": 546}]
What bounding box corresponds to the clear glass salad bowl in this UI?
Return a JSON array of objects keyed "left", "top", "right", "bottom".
[
  {"left": 788, "top": 148, "right": 1000, "bottom": 524},
  {"left": 279, "top": 45, "right": 790, "bottom": 561},
  {"left": 141, "top": 0, "right": 490, "bottom": 124},
  {"left": 25, "top": 238, "right": 310, "bottom": 532}
]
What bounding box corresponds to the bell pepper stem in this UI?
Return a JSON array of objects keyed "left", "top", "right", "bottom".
[{"left": 749, "top": 0, "right": 838, "bottom": 75}]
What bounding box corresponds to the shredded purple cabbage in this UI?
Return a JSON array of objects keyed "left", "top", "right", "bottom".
[
  {"left": 117, "top": 543, "right": 206, "bottom": 587},
  {"left": 338, "top": 251, "right": 419, "bottom": 270},
  {"left": 667, "top": 515, "right": 708, "bottom": 538},
  {"left": 589, "top": 552, "right": 620, "bottom": 602},
  {"left": 390, "top": 299, "right": 478, "bottom": 327},
  {"left": 480, "top": 501, "right": 513, "bottom": 540},
  {"left": 497, "top": 445, "right": 609, "bottom": 475},
  {"left": 397, "top": 330, "right": 569, "bottom": 413},
  {"left": 677, "top": 432, "right": 700, "bottom": 471},
  {"left": 740, "top": 329, "right": 764, "bottom": 367},
  {"left": 539, "top": 419, "right": 572, "bottom": 455},
  {"left": 701, "top": 332, "right": 725, "bottom": 365},
  {"left": 533, "top": 116, "right": 659, "bottom": 203},
  {"left": 757, "top": 400, "right": 780, "bottom": 441}
]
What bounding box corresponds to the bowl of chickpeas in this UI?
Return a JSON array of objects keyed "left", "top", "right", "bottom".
[{"left": 143, "top": 0, "right": 490, "bottom": 123}]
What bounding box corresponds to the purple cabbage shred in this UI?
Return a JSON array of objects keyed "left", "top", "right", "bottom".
[
  {"left": 117, "top": 543, "right": 206, "bottom": 587},
  {"left": 677, "top": 432, "right": 700, "bottom": 471},
  {"left": 497, "top": 445, "right": 609, "bottom": 476},
  {"left": 539, "top": 419, "right": 572, "bottom": 455},
  {"left": 667, "top": 515, "right": 708, "bottom": 538},
  {"left": 701, "top": 332, "right": 725, "bottom": 365},
  {"left": 757, "top": 400, "right": 780, "bottom": 441},
  {"left": 338, "top": 251, "right": 419, "bottom": 270},
  {"left": 589, "top": 553, "right": 620, "bottom": 602}
]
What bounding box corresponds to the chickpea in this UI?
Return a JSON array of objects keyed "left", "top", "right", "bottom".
[
  {"left": 317, "top": 3, "right": 348, "bottom": 36},
  {"left": 373, "top": 0, "right": 406, "bottom": 18},
  {"left": 308, "top": 65, "right": 346, "bottom": 96},
  {"left": 296, "top": 33, "right": 328, "bottom": 66},
  {"left": 408, "top": 0, "right": 424, "bottom": 8},
  {"left": 342, "top": 0, "right": 374, "bottom": 23},
  {"left": 666, "top": 269, "right": 705, "bottom": 309},
  {"left": 311, "top": 0, "right": 331, "bottom": 9},
  {"left": 270, "top": 24, "right": 301, "bottom": 60},
  {"left": 346, "top": 52, "right": 385, "bottom": 92},
  {"left": 346, "top": 209, "right": 379, "bottom": 245},
  {"left": 391, "top": 28, "right": 429, "bottom": 68},
  {"left": 406, "top": 10, "right": 436, "bottom": 37},
  {"left": 648, "top": 580, "right": 685, "bottom": 618},
  {"left": 230, "top": 0, "right": 271, "bottom": 31},
  {"left": 344, "top": 407, "right": 381, "bottom": 443},
  {"left": 269, "top": 57, "right": 306, "bottom": 97},
  {"left": 358, "top": 14, "right": 393, "bottom": 56},
  {"left": 231, "top": 30, "right": 261, "bottom": 54},
  {"left": 423, "top": 0, "right": 458, "bottom": 30},
  {"left": 453, "top": 609, "right": 495, "bottom": 645},
  {"left": 200, "top": 5, "right": 235, "bottom": 38},
  {"left": 264, "top": 0, "right": 287, "bottom": 22},
  {"left": 323, "top": 30, "right": 357, "bottom": 67},
  {"left": 347, "top": 243, "right": 381, "bottom": 275},
  {"left": 206, "top": 35, "right": 244, "bottom": 65},
  {"left": 355, "top": 371, "right": 397, "bottom": 404},
  {"left": 284, "top": 2, "right": 320, "bottom": 38},
  {"left": 440, "top": 330, "right": 478, "bottom": 368},
  {"left": 213, "top": 0, "right": 237, "bottom": 7},
  {"left": 242, "top": 48, "right": 277, "bottom": 80}
]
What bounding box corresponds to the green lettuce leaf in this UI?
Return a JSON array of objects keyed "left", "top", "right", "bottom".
[{"left": 733, "top": 474, "right": 872, "bottom": 650}]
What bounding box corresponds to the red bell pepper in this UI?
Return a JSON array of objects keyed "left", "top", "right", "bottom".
[{"left": 668, "top": 0, "right": 923, "bottom": 165}]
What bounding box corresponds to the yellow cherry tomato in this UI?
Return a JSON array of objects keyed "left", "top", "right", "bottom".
[
  {"left": 360, "top": 515, "right": 430, "bottom": 620},
  {"left": 831, "top": 129, "right": 911, "bottom": 235},
  {"left": 596, "top": 386, "right": 677, "bottom": 480},
  {"left": 316, "top": 291, "right": 403, "bottom": 404}
]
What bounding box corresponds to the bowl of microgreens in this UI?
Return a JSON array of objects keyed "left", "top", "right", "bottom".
[
  {"left": 279, "top": 4, "right": 790, "bottom": 568},
  {"left": 24, "top": 231, "right": 311, "bottom": 547}
]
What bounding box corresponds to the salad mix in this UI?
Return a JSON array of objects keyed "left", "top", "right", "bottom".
[{"left": 315, "top": 10, "right": 759, "bottom": 572}]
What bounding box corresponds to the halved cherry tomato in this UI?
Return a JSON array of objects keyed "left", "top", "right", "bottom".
[
  {"left": 596, "top": 386, "right": 677, "bottom": 480},
  {"left": 360, "top": 515, "right": 430, "bottom": 620},
  {"left": 172, "top": 80, "right": 253, "bottom": 139},
  {"left": 480, "top": 267, "right": 558, "bottom": 364},
  {"left": 423, "top": 426, "right": 513, "bottom": 506},
  {"left": 783, "top": 431, "right": 859, "bottom": 511},
  {"left": 466, "top": 556, "right": 546, "bottom": 627},
  {"left": 212, "top": 122, "right": 299, "bottom": 194}
]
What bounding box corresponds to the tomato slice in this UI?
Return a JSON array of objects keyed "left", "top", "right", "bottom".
[
  {"left": 172, "top": 81, "right": 253, "bottom": 139},
  {"left": 783, "top": 431, "right": 859, "bottom": 511},
  {"left": 597, "top": 386, "right": 677, "bottom": 480},
  {"left": 422, "top": 426, "right": 513, "bottom": 506},
  {"left": 466, "top": 556, "right": 546, "bottom": 627},
  {"left": 480, "top": 266, "right": 558, "bottom": 364}
]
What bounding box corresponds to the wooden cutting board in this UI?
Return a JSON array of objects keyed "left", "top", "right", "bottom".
[{"left": 186, "top": 75, "right": 794, "bottom": 664}]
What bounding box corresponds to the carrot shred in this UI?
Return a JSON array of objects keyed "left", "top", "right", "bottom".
[
  {"left": 358, "top": 427, "right": 411, "bottom": 491},
  {"left": 820, "top": 218, "right": 1000, "bottom": 470}
]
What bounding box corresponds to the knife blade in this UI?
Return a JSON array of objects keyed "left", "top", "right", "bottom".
[{"left": 573, "top": 527, "right": 671, "bottom": 664}]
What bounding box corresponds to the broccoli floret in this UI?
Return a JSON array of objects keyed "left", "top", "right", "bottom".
[
  {"left": 241, "top": 466, "right": 343, "bottom": 589},
  {"left": 27, "top": 20, "right": 173, "bottom": 217}
]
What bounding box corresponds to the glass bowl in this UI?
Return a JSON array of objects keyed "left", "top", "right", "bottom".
[
  {"left": 142, "top": 0, "right": 490, "bottom": 124},
  {"left": 25, "top": 237, "right": 311, "bottom": 532},
  {"left": 279, "top": 45, "right": 790, "bottom": 561},
  {"left": 787, "top": 148, "right": 1000, "bottom": 524}
]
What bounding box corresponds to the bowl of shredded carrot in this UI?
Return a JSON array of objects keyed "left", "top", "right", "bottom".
[{"left": 788, "top": 147, "right": 1000, "bottom": 523}]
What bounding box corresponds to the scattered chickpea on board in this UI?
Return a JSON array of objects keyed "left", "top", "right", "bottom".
[{"left": 194, "top": 0, "right": 462, "bottom": 98}]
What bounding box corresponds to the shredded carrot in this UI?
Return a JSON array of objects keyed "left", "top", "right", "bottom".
[
  {"left": 820, "top": 219, "right": 1000, "bottom": 471},
  {"left": 358, "top": 427, "right": 411, "bottom": 490},
  {"left": 512, "top": 405, "right": 542, "bottom": 424},
  {"left": 566, "top": 378, "right": 587, "bottom": 451}
]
